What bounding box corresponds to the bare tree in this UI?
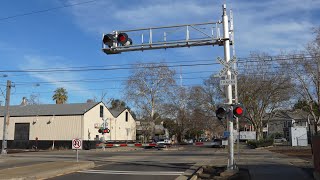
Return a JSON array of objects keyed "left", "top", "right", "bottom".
[
  {"left": 125, "top": 62, "right": 176, "bottom": 136},
  {"left": 91, "top": 91, "right": 111, "bottom": 105},
  {"left": 187, "top": 86, "right": 221, "bottom": 139},
  {"left": 28, "top": 94, "right": 40, "bottom": 105},
  {"left": 238, "top": 53, "right": 294, "bottom": 140},
  {"left": 278, "top": 28, "right": 320, "bottom": 134}
]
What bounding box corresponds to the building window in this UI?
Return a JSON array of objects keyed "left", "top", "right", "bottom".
[
  {"left": 283, "top": 121, "right": 287, "bottom": 127},
  {"left": 126, "top": 112, "right": 128, "bottom": 122},
  {"left": 100, "top": 105, "right": 103, "bottom": 118}
]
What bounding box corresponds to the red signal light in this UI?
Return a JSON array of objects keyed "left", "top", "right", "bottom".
[
  {"left": 98, "top": 129, "right": 102, "bottom": 133},
  {"left": 117, "top": 33, "right": 132, "bottom": 46},
  {"left": 117, "top": 33, "right": 128, "bottom": 44},
  {"left": 233, "top": 106, "right": 244, "bottom": 117}
]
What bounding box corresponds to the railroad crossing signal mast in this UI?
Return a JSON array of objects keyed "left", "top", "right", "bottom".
[{"left": 102, "top": 4, "right": 237, "bottom": 170}]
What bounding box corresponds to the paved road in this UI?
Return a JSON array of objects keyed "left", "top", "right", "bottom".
[
  {"left": 49, "top": 147, "right": 216, "bottom": 180},
  {"left": 51, "top": 160, "right": 189, "bottom": 180},
  {"left": 3, "top": 145, "right": 314, "bottom": 180}
]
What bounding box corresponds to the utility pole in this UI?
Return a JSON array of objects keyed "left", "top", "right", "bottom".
[
  {"left": 230, "top": 8, "right": 240, "bottom": 164},
  {"left": 222, "top": 4, "right": 234, "bottom": 170},
  {"left": 1, "top": 80, "right": 11, "bottom": 155}
]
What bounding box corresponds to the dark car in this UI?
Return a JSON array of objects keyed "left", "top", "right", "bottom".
[{"left": 211, "top": 138, "right": 225, "bottom": 148}]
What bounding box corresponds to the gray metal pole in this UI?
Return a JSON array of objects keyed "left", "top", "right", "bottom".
[
  {"left": 230, "top": 9, "right": 240, "bottom": 164},
  {"left": 1, "top": 80, "right": 11, "bottom": 155},
  {"left": 222, "top": 4, "right": 234, "bottom": 170}
]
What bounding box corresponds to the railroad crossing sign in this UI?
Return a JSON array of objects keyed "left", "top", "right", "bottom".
[
  {"left": 220, "top": 79, "right": 236, "bottom": 86},
  {"left": 217, "top": 56, "right": 238, "bottom": 77},
  {"left": 72, "top": 138, "right": 83, "bottom": 150}
]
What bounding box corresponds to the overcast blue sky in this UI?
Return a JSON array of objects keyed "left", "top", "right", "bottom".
[{"left": 0, "top": 0, "right": 319, "bottom": 106}]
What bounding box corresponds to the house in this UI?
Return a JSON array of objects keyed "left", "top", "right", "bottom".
[
  {"left": 0, "top": 102, "right": 136, "bottom": 149},
  {"left": 108, "top": 108, "right": 136, "bottom": 142},
  {"left": 135, "top": 120, "right": 167, "bottom": 142},
  {"left": 263, "top": 109, "right": 312, "bottom": 140}
]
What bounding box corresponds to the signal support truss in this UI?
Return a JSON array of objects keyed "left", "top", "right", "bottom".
[{"left": 102, "top": 21, "right": 233, "bottom": 54}]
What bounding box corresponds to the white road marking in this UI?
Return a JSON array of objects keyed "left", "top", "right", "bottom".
[{"left": 79, "top": 170, "right": 184, "bottom": 176}]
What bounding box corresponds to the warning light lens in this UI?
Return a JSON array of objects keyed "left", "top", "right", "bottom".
[
  {"left": 118, "top": 35, "right": 126, "bottom": 42},
  {"left": 235, "top": 107, "right": 243, "bottom": 115},
  {"left": 216, "top": 107, "right": 227, "bottom": 120},
  {"left": 233, "top": 106, "right": 244, "bottom": 118}
]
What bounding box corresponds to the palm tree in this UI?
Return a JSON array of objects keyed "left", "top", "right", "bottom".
[{"left": 52, "top": 87, "right": 68, "bottom": 104}]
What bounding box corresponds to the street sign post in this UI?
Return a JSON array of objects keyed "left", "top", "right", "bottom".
[
  {"left": 72, "top": 138, "right": 82, "bottom": 162},
  {"left": 223, "top": 131, "right": 230, "bottom": 138}
]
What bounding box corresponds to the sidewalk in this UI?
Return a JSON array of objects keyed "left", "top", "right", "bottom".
[
  {"left": 177, "top": 148, "right": 314, "bottom": 180},
  {"left": 239, "top": 149, "right": 313, "bottom": 180},
  {"left": 0, "top": 156, "right": 94, "bottom": 180}
]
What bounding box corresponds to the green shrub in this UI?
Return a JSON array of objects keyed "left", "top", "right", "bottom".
[
  {"left": 268, "top": 132, "right": 283, "bottom": 139},
  {"left": 247, "top": 138, "right": 273, "bottom": 148}
]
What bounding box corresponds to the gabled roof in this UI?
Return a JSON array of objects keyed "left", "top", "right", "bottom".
[
  {"left": 109, "top": 108, "right": 126, "bottom": 118},
  {"left": 0, "top": 102, "right": 100, "bottom": 117},
  {"left": 266, "top": 109, "right": 309, "bottom": 121}
]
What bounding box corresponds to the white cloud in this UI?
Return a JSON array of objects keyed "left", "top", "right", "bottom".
[
  {"left": 20, "top": 55, "right": 92, "bottom": 98},
  {"left": 232, "top": 0, "right": 318, "bottom": 54},
  {"left": 67, "top": 0, "right": 320, "bottom": 55}
]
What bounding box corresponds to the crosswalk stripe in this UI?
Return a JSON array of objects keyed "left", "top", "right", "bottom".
[{"left": 79, "top": 170, "right": 184, "bottom": 176}]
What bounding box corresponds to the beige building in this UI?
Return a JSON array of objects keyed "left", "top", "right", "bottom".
[{"left": 0, "top": 102, "right": 136, "bottom": 149}]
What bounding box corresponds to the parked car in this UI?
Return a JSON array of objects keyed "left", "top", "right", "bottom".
[
  {"left": 211, "top": 139, "right": 225, "bottom": 148},
  {"left": 274, "top": 137, "right": 287, "bottom": 143},
  {"left": 183, "top": 139, "right": 194, "bottom": 144},
  {"left": 156, "top": 139, "right": 171, "bottom": 148}
]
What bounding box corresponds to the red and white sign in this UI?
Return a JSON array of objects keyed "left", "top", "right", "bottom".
[
  {"left": 94, "top": 123, "right": 100, "bottom": 128},
  {"left": 72, "top": 138, "right": 83, "bottom": 150}
]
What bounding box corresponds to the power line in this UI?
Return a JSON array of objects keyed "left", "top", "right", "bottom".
[
  {"left": 0, "top": 62, "right": 219, "bottom": 73},
  {"left": 0, "top": 0, "right": 98, "bottom": 21},
  {"left": 12, "top": 83, "right": 206, "bottom": 95},
  {"left": 0, "top": 54, "right": 318, "bottom": 74}
]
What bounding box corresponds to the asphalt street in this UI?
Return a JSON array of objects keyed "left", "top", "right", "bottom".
[
  {"left": 47, "top": 146, "right": 222, "bottom": 180},
  {"left": 2, "top": 144, "right": 314, "bottom": 180},
  {"left": 51, "top": 160, "right": 189, "bottom": 180}
]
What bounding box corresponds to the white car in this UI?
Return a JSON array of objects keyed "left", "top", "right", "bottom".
[{"left": 156, "top": 139, "right": 172, "bottom": 147}]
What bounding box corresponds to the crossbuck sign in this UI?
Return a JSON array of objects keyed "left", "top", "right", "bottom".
[
  {"left": 217, "top": 56, "right": 238, "bottom": 86},
  {"left": 217, "top": 56, "right": 238, "bottom": 77}
]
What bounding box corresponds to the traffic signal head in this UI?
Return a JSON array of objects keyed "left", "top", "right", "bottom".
[
  {"left": 233, "top": 105, "right": 244, "bottom": 118},
  {"left": 216, "top": 106, "right": 227, "bottom": 120},
  {"left": 98, "top": 129, "right": 102, "bottom": 133},
  {"left": 117, "top": 33, "right": 132, "bottom": 46},
  {"left": 102, "top": 34, "right": 115, "bottom": 47}
]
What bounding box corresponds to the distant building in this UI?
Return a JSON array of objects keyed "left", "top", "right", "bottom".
[
  {"left": 0, "top": 101, "right": 136, "bottom": 149},
  {"left": 263, "top": 109, "right": 311, "bottom": 140},
  {"left": 135, "top": 120, "right": 167, "bottom": 142}
]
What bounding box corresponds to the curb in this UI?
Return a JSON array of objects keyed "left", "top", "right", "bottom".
[
  {"left": 0, "top": 161, "right": 95, "bottom": 180},
  {"left": 176, "top": 165, "right": 201, "bottom": 180},
  {"left": 255, "top": 145, "right": 273, "bottom": 150},
  {"left": 175, "top": 161, "right": 248, "bottom": 180}
]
